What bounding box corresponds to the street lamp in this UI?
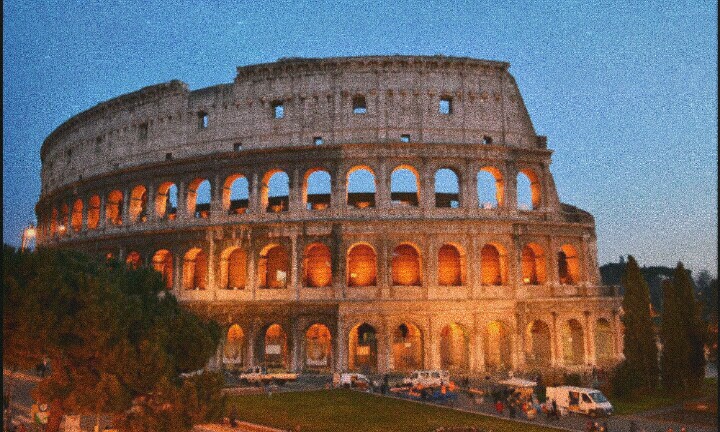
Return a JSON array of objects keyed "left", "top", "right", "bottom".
[{"left": 21, "top": 223, "right": 36, "bottom": 251}]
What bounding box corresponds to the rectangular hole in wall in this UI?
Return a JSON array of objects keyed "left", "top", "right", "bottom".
[
  {"left": 234, "top": 142, "right": 242, "bottom": 151},
  {"left": 273, "top": 102, "right": 285, "bottom": 119},
  {"left": 165, "top": 152, "right": 172, "bottom": 160},
  {"left": 314, "top": 137, "right": 324, "bottom": 145},
  {"left": 400, "top": 134, "right": 410, "bottom": 143},
  {"left": 439, "top": 97, "right": 452, "bottom": 115}
]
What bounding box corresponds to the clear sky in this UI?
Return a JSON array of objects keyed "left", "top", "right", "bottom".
[{"left": 3, "top": 1, "right": 717, "bottom": 276}]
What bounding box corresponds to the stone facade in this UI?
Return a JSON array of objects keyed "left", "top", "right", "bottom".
[{"left": 36, "top": 55, "right": 622, "bottom": 374}]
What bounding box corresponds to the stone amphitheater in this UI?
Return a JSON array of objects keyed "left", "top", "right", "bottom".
[{"left": 36, "top": 55, "right": 622, "bottom": 374}]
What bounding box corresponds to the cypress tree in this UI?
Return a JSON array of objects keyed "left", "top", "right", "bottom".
[
  {"left": 673, "top": 263, "right": 706, "bottom": 387},
  {"left": 621, "top": 255, "right": 659, "bottom": 390},
  {"left": 660, "top": 278, "right": 688, "bottom": 391}
]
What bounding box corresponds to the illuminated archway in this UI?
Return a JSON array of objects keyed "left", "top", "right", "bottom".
[
  {"left": 224, "top": 324, "right": 246, "bottom": 368},
  {"left": 303, "top": 243, "right": 332, "bottom": 287},
  {"left": 71, "top": 199, "right": 83, "bottom": 232},
  {"left": 480, "top": 243, "right": 505, "bottom": 285},
  {"left": 264, "top": 324, "right": 289, "bottom": 370},
  {"left": 305, "top": 324, "right": 332, "bottom": 370},
  {"left": 220, "top": 247, "right": 247, "bottom": 290},
  {"left": 521, "top": 243, "right": 546, "bottom": 285},
  {"left": 562, "top": 319, "right": 584, "bottom": 366},
  {"left": 485, "top": 321, "right": 512, "bottom": 370},
  {"left": 525, "top": 320, "right": 551, "bottom": 367},
  {"left": 435, "top": 168, "right": 460, "bottom": 208},
  {"left": 347, "top": 166, "right": 376, "bottom": 208},
  {"left": 129, "top": 185, "right": 148, "bottom": 223},
  {"left": 438, "top": 243, "right": 465, "bottom": 286},
  {"left": 517, "top": 169, "right": 540, "bottom": 210},
  {"left": 558, "top": 244, "right": 580, "bottom": 285},
  {"left": 349, "top": 323, "right": 377, "bottom": 372},
  {"left": 183, "top": 248, "right": 207, "bottom": 290},
  {"left": 187, "top": 178, "right": 211, "bottom": 218},
  {"left": 258, "top": 244, "right": 289, "bottom": 288},
  {"left": 304, "top": 169, "right": 331, "bottom": 210},
  {"left": 50, "top": 208, "right": 58, "bottom": 236},
  {"left": 440, "top": 323, "right": 469, "bottom": 370},
  {"left": 477, "top": 167, "right": 504, "bottom": 208},
  {"left": 595, "top": 319, "right": 614, "bottom": 365},
  {"left": 347, "top": 243, "right": 377, "bottom": 287},
  {"left": 155, "top": 182, "right": 178, "bottom": 220},
  {"left": 262, "top": 170, "right": 290, "bottom": 213},
  {"left": 125, "top": 251, "right": 141, "bottom": 270},
  {"left": 223, "top": 174, "right": 249, "bottom": 215},
  {"left": 105, "top": 190, "right": 123, "bottom": 225},
  {"left": 391, "top": 243, "right": 421, "bottom": 286},
  {"left": 151, "top": 249, "right": 174, "bottom": 289},
  {"left": 392, "top": 323, "right": 423, "bottom": 371},
  {"left": 390, "top": 165, "right": 420, "bottom": 207},
  {"left": 87, "top": 195, "right": 100, "bottom": 229}
]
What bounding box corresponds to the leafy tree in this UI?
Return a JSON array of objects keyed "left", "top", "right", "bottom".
[
  {"left": 673, "top": 263, "right": 706, "bottom": 387},
  {"left": 3, "top": 246, "right": 221, "bottom": 432},
  {"left": 660, "top": 279, "right": 688, "bottom": 391},
  {"left": 620, "top": 255, "right": 659, "bottom": 392}
]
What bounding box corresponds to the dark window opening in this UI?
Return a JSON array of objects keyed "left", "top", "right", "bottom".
[
  {"left": 139, "top": 123, "right": 148, "bottom": 140},
  {"left": 165, "top": 152, "right": 172, "bottom": 161},
  {"left": 273, "top": 102, "right": 285, "bottom": 119},
  {"left": 400, "top": 134, "right": 411, "bottom": 143},
  {"left": 314, "top": 137, "right": 324, "bottom": 145},
  {"left": 352, "top": 95, "right": 367, "bottom": 114},
  {"left": 198, "top": 112, "right": 209, "bottom": 129},
  {"left": 66, "top": 149, "right": 72, "bottom": 158},
  {"left": 439, "top": 97, "right": 452, "bottom": 115},
  {"left": 234, "top": 142, "right": 243, "bottom": 151},
  {"left": 482, "top": 135, "right": 493, "bottom": 145}
]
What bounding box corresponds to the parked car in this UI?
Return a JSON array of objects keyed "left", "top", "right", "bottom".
[
  {"left": 339, "top": 373, "right": 370, "bottom": 389},
  {"left": 402, "top": 370, "right": 451, "bottom": 388},
  {"left": 545, "top": 386, "right": 613, "bottom": 417}
]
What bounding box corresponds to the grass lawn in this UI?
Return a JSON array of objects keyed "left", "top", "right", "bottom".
[
  {"left": 226, "top": 389, "right": 563, "bottom": 432},
  {"left": 610, "top": 377, "right": 718, "bottom": 415}
]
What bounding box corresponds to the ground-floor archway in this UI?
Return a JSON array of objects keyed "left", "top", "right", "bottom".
[
  {"left": 392, "top": 323, "right": 423, "bottom": 371},
  {"left": 485, "top": 321, "right": 512, "bottom": 370},
  {"left": 562, "top": 319, "right": 584, "bottom": 366},
  {"left": 525, "top": 320, "right": 551, "bottom": 367},
  {"left": 305, "top": 323, "right": 332, "bottom": 371},
  {"left": 349, "top": 323, "right": 377, "bottom": 373},
  {"left": 440, "top": 323, "right": 469, "bottom": 370},
  {"left": 224, "top": 324, "right": 246, "bottom": 369},
  {"left": 263, "top": 324, "right": 289, "bottom": 370}
]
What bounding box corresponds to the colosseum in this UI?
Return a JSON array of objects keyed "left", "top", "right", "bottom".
[{"left": 36, "top": 55, "right": 623, "bottom": 375}]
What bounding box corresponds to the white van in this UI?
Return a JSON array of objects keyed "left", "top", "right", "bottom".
[
  {"left": 339, "top": 373, "right": 370, "bottom": 389},
  {"left": 402, "top": 370, "right": 451, "bottom": 387},
  {"left": 545, "top": 386, "right": 613, "bottom": 417}
]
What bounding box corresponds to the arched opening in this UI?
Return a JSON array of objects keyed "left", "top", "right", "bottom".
[
  {"left": 440, "top": 323, "right": 469, "bottom": 370},
  {"left": 558, "top": 244, "right": 580, "bottom": 285},
  {"left": 525, "top": 320, "right": 551, "bottom": 367},
  {"left": 563, "top": 319, "right": 585, "bottom": 366},
  {"left": 390, "top": 166, "right": 419, "bottom": 207},
  {"left": 71, "top": 199, "right": 83, "bottom": 232},
  {"left": 221, "top": 247, "right": 247, "bottom": 290},
  {"left": 151, "top": 249, "right": 174, "bottom": 289},
  {"left": 352, "top": 94, "right": 367, "bottom": 114},
  {"left": 517, "top": 169, "right": 540, "bottom": 210},
  {"left": 155, "top": 182, "right": 178, "bottom": 220},
  {"left": 223, "top": 174, "right": 249, "bottom": 215},
  {"left": 485, "top": 321, "right": 512, "bottom": 371},
  {"left": 438, "top": 243, "right": 465, "bottom": 286},
  {"left": 125, "top": 251, "right": 141, "bottom": 270},
  {"left": 434, "top": 168, "right": 460, "bottom": 208},
  {"left": 595, "top": 319, "right": 614, "bottom": 365},
  {"left": 392, "top": 243, "right": 421, "bottom": 286},
  {"left": 224, "top": 324, "right": 245, "bottom": 369},
  {"left": 347, "top": 166, "right": 376, "bottom": 208},
  {"left": 105, "top": 190, "right": 123, "bottom": 226},
  {"left": 129, "top": 185, "right": 148, "bottom": 223},
  {"left": 303, "top": 243, "right": 332, "bottom": 287},
  {"left": 349, "top": 323, "right": 377, "bottom": 372},
  {"left": 480, "top": 244, "right": 505, "bottom": 285},
  {"left": 521, "top": 243, "right": 546, "bottom": 285},
  {"left": 50, "top": 208, "right": 58, "bottom": 236},
  {"left": 183, "top": 248, "right": 207, "bottom": 290},
  {"left": 258, "top": 244, "right": 289, "bottom": 288},
  {"left": 264, "top": 324, "right": 289, "bottom": 370},
  {"left": 392, "top": 323, "right": 423, "bottom": 371},
  {"left": 305, "top": 324, "right": 332, "bottom": 370},
  {"left": 87, "top": 195, "right": 100, "bottom": 229},
  {"left": 59, "top": 204, "right": 69, "bottom": 235},
  {"left": 347, "top": 243, "right": 377, "bottom": 287},
  {"left": 477, "top": 167, "right": 504, "bottom": 208},
  {"left": 187, "top": 178, "right": 211, "bottom": 218},
  {"left": 262, "top": 170, "right": 290, "bottom": 213},
  {"left": 304, "top": 169, "right": 331, "bottom": 210}
]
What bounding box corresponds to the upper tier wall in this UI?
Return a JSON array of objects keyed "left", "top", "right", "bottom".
[{"left": 40, "top": 55, "right": 543, "bottom": 197}]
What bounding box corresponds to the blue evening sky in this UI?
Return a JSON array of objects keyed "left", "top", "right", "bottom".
[{"left": 3, "top": 1, "right": 717, "bottom": 275}]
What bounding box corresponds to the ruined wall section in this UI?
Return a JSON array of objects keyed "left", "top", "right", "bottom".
[{"left": 40, "top": 56, "right": 545, "bottom": 198}]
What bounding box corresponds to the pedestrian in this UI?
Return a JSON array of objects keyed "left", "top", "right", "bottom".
[
  {"left": 551, "top": 399, "right": 559, "bottom": 419},
  {"left": 508, "top": 401, "right": 516, "bottom": 418},
  {"left": 495, "top": 399, "right": 504, "bottom": 415}
]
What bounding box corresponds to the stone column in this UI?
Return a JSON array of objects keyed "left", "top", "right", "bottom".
[
  {"left": 514, "top": 312, "right": 526, "bottom": 370},
  {"left": 248, "top": 172, "right": 260, "bottom": 214},
  {"left": 290, "top": 168, "right": 302, "bottom": 213},
  {"left": 247, "top": 329, "right": 256, "bottom": 368},
  {"left": 377, "top": 160, "right": 391, "bottom": 209},
  {"left": 146, "top": 183, "right": 156, "bottom": 223},
  {"left": 474, "top": 316, "right": 485, "bottom": 372},
  {"left": 421, "top": 167, "right": 433, "bottom": 210},
  {"left": 551, "top": 313, "right": 560, "bottom": 367},
  {"left": 463, "top": 160, "right": 479, "bottom": 209},
  {"left": 207, "top": 232, "right": 216, "bottom": 294},
  {"left": 504, "top": 163, "right": 518, "bottom": 211},
  {"left": 99, "top": 194, "right": 107, "bottom": 230},
  {"left": 291, "top": 319, "right": 301, "bottom": 372},
  {"left": 380, "top": 319, "right": 391, "bottom": 373},
  {"left": 177, "top": 181, "right": 188, "bottom": 220},
  {"left": 80, "top": 199, "right": 88, "bottom": 232},
  {"left": 121, "top": 188, "right": 130, "bottom": 226},
  {"left": 173, "top": 253, "right": 182, "bottom": 293},
  {"left": 330, "top": 167, "right": 345, "bottom": 214},
  {"left": 248, "top": 236, "right": 257, "bottom": 300},
  {"left": 336, "top": 315, "right": 347, "bottom": 372},
  {"left": 585, "top": 311, "right": 595, "bottom": 366},
  {"left": 210, "top": 175, "right": 222, "bottom": 220}
]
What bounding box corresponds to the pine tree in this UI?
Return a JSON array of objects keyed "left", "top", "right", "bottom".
[
  {"left": 673, "top": 263, "right": 705, "bottom": 387},
  {"left": 660, "top": 278, "right": 688, "bottom": 391},
  {"left": 621, "top": 255, "right": 659, "bottom": 391}
]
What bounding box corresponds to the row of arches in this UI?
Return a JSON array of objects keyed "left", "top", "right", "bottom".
[
  {"left": 222, "top": 318, "right": 616, "bottom": 372},
  {"left": 43, "top": 165, "right": 543, "bottom": 237},
  {"left": 138, "top": 241, "right": 582, "bottom": 290}
]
